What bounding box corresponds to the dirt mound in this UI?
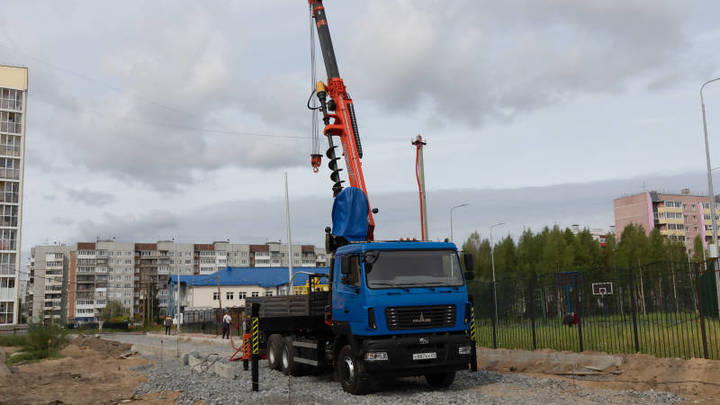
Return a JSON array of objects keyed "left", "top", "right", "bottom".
[
  {"left": 0, "top": 340, "right": 149, "bottom": 405},
  {"left": 478, "top": 347, "right": 720, "bottom": 403},
  {"left": 72, "top": 334, "right": 133, "bottom": 357}
]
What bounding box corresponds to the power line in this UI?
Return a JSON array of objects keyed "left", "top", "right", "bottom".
[{"left": 0, "top": 43, "right": 312, "bottom": 141}]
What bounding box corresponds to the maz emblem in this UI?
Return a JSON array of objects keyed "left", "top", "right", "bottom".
[
  {"left": 412, "top": 312, "right": 432, "bottom": 323},
  {"left": 418, "top": 337, "right": 430, "bottom": 344}
]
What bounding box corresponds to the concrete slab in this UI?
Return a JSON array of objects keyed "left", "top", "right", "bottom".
[
  {"left": 214, "top": 362, "right": 237, "bottom": 379},
  {"left": 476, "top": 347, "right": 623, "bottom": 373}
]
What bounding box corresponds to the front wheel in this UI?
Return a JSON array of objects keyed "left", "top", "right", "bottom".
[
  {"left": 337, "top": 345, "right": 371, "bottom": 395},
  {"left": 425, "top": 371, "right": 456, "bottom": 389}
]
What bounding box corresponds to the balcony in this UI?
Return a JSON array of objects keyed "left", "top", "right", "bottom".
[
  {"left": 0, "top": 239, "right": 16, "bottom": 250},
  {"left": 0, "top": 121, "right": 21, "bottom": 134},
  {"left": 0, "top": 168, "right": 20, "bottom": 180},
  {"left": 0, "top": 145, "right": 20, "bottom": 158},
  {"left": 0, "top": 99, "right": 22, "bottom": 111}
]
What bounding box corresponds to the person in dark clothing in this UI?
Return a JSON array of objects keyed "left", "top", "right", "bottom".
[{"left": 164, "top": 316, "right": 172, "bottom": 335}]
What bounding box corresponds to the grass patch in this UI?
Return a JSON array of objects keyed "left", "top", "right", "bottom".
[
  {"left": 475, "top": 312, "right": 720, "bottom": 360},
  {"left": 0, "top": 334, "right": 27, "bottom": 347},
  {"left": 2, "top": 324, "right": 68, "bottom": 366}
]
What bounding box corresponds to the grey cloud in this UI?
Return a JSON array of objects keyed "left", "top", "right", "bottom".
[
  {"left": 75, "top": 209, "right": 181, "bottom": 242},
  {"left": 347, "top": 0, "right": 696, "bottom": 127},
  {"left": 65, "top": 170, "right": 711, "bottom": 247},
  {"left": 66, "top": 188, "right": 116, "bottom": 207}
]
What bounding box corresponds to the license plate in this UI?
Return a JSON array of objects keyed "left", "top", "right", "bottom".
[{"left": 412, "top": 352, "right": 437, "bottom": 360}]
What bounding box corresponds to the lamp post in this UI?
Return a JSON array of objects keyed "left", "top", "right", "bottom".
[
  {"left": 701, "top": 76, "right": 720, "bottom": 319},
  {"left": 490, "top": 221, "right": 505, "bottom": 340},
  {"left": 450, "top": 203, "right": 469, "bottom": 243}
]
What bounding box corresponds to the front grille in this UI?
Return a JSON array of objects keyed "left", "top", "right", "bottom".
[{"left": 385, "top": 305, "right": 456, "bottom": 330}]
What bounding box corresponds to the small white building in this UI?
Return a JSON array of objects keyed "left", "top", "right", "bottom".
[{"left": 167, "top": 266, "right": 329, "bottom": 315}]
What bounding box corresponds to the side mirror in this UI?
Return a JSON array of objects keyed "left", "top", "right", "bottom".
[{"left": 463, "top": 253, "right": 474, "bottom": 281}]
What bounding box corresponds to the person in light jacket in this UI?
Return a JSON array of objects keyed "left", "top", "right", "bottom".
[{"left": 222, "top": 310, "right": 232, "bottom": 339}]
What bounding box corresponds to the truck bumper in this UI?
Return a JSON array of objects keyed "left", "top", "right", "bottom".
[{"left": 360, "top": 332, "right": 473, "bottom": 377}]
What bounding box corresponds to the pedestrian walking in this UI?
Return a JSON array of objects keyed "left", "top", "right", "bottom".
[
  {"left": 164, "top": 315, "right": 172, "bottom": 335},
  {"left": 222, "top": 310, "right": 232, "bottom": 339}
]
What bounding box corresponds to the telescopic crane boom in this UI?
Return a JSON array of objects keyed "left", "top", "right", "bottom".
[{"left": 308, "top": 0, "right": 375, "bottom": 240}]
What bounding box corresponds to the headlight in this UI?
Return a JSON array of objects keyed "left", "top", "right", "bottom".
[
  {"left": 458, "top": 345, "right": 472, "bottom": 355},
  {"left": 364, "top": 351, "right": 388, "bottom": 361}
]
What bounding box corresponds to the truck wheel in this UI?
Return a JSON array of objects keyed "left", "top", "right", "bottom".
[
  {"left": 281, "top": 337, "right": 301, "bottom": 376},
  {"left": 424, "top": 371, "right": 456, "bottom": 389},
  {"left": 337, "top": 345, "right": 370, "bottom": 395},
  {"left": 267, "top": 334, "right": 282, "bottom": 370}
]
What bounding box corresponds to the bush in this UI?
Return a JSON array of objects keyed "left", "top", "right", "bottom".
[
  {"left": 0, "top": 334, "right": 27, "bottom": 347},
  {"left": 22, "top": 324, "right": 68, "bottom": 357}
]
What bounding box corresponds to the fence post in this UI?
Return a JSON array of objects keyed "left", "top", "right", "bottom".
[
  {"left": 490, "top": 282, "right": 497, "bottom": 349},
  {"left": 695, "top": 265, "right": 709, "bottom": 359},
  {"left": 528, "top": 278, "right": 537, "bottom": 351},
  {"left": 628, "top": 267, "right": 640, "bottom": 353},
  {"left": 575, "top": 283, "right": 583, "bottom": 352}
]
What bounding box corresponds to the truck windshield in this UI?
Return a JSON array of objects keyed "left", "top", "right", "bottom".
[{"left": 364, "top": 250, "right": 464, "bottom": 289}]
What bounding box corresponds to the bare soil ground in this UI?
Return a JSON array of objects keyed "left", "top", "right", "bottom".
[
  {"left": 0, "top": 335, "right": 181, "bottom": 405},
  {"left": 479, "top": 349, "right": 720, "bottom": 404}
]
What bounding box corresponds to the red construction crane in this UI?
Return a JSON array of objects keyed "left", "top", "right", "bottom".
[{"left": 308, "top": 0, "right": 376, "bottom": 240}]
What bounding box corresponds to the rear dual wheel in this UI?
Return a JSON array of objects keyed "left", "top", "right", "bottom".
[{"left": 266, "top": 334, "right": 282, "bottom": 370}]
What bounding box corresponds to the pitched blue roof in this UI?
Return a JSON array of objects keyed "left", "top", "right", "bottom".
[{"left": 168, "top": 267, "right": 329, "bottom": 288}]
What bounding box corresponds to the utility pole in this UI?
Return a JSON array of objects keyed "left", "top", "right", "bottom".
[
  {"left": 700, "top": 76, "right": 720, "bottom": 320},
  {"left": 285, "top": 172, "right": 294, "bottom": 295},
  {"left": 413, "top": 135, "right": 429, "bottom": 240},
  {"left": 174, "top": 238, "right": 181, "bottom": 334}
]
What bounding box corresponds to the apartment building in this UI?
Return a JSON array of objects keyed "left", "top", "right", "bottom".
[
  {"left": 27, "top": 240, "right": 328, "bottom": 323},
  {"left": 0, "top": 65, "right": 27, "bottom": 325},
  {"left": 614, "top": 189, "right": 719, "bottom": 253},
  {"left": 28, "top": 245, "right": 72, "bottom": 324},
  {"left": 250, "top": 242, "right": 327, "bottom": 267}
]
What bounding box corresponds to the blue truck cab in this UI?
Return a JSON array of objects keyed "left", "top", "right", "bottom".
[{"left": 329, "top": 240, "right": 475, "bottom": 386}]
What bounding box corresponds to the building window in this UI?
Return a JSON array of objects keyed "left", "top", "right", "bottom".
[
  {"left": 251, "top": 292, "right": 259, "bottom": 297},
  {"left": 239, "top": 291, "right": 247, "bottom": 299},
  {"left": 213, "top": 292, "right": 219, "bottom": 300},
  {"left": 226, "top": 292, "right": 234, "bottom": 300},
  {"left": 265, "top": 291, "right": 273, "bottom": 297}
]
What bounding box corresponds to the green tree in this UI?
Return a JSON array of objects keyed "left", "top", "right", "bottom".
[
  {"left": 647, "top": 228, "right": 667, "bottom": 263},
  {"left": 617, "top": 224, "right": 649, "bottom": 268},
  {"left": 692, "top": 235, "right": 706, "bottom": 263},
  {"left": 101, "top": 299, "right": 128, "bottom": 322}
]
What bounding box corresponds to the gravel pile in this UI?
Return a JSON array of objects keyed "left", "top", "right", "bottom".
[{"left": 133, "top": 358, "right": 684, "bottom": 405}]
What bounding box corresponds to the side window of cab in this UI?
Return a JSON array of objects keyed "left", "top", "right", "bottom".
[{"left": 340, "top": 255, "right": 361, "bottom": 286}]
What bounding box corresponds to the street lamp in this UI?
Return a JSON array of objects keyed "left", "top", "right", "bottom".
[
  {"left": 489, "top": 221, "right": 505, "bottom": 348},
  {"left": 701, "top": 76, "right": 720, "bottom": 319},
  {"left": 450, "top": 203, "right": 470, "bottom": 243}
]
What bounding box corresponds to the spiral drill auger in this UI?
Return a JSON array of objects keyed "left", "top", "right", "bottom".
[{"left": 326, "top": 145, "right": 344, "bottom": 196}]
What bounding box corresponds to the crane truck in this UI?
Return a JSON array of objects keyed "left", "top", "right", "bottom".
[{"left": 245, "top": 0, "right": 477, "bottom": 394}]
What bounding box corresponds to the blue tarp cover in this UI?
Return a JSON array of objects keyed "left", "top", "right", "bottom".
[{"left": 332, "top": 187, "right": 369, "bottom": 241}]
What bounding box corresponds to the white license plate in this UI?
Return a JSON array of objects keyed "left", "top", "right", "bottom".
[{"left": 412, "top": 352, "right": 437, "bottom": 360}]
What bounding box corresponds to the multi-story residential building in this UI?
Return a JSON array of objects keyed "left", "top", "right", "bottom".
[
  {"left": 27, "top": 240, "right": 327, "bottom": 324},
  {"left": 0, "top": 65, "right": 27, "bottom": 325},
  {"left": 28, "top": 245, "right": 71, "bottom": 324},
  {"left": 614, "top": 189, "right": 719, "bottom": 253}
]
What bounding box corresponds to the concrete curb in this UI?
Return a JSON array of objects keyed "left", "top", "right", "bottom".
[
  {"left": 145, "top": 332, "right": 235, "bottom": 347},
  {"left": 477, "top": 347, "right": 623, "bottom": 373}
]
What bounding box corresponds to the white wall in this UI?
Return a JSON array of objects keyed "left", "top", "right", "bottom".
[{"left": 187, "top": 284, "right": 280, "bottom": 309}]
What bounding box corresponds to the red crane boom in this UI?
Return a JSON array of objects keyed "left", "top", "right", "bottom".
[{"left": 308, "top": 0, "right": 375, "bottom": 240}]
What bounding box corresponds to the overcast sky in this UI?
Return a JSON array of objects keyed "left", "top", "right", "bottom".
[{"left": 2, "top": 0, "right": 720, "bottom": 256}]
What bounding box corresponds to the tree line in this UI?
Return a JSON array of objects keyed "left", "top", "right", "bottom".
[{"left": 461, "top": 224, "right": 695, "bottom": 283}]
